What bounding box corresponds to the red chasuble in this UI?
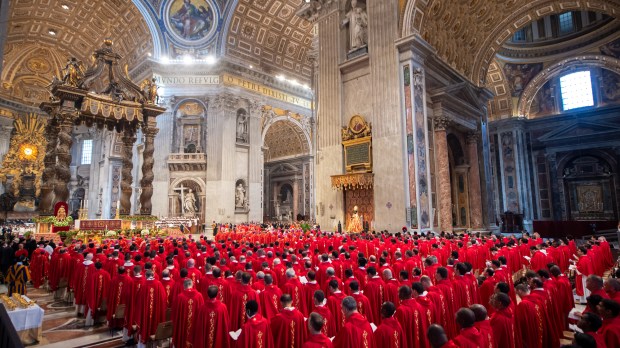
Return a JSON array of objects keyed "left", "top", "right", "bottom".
[
  {"left": 283, "top": 278, "right": 307, "bottom": 314},
  {"left": 85, "top": 268, "right": 111, "bottom": 315},
  {"left": 229, "top": 284, "right": 259, "bottom": 331},
  {"left": 327, "top": 292, "right": 347, "bottom": 333},
  {"left": 172, "top": 288, "right": 204, "bottom": 348},
  {"left": 49, "top": 252, "right": 71, "bottom": 291},
  {"left": 452, "top": 327, "right": 484, "bottom": 348},
  {"left": 125, "top": 275, "right": 146, "bottom": 334},
  {"left": 74, "top": 261, "right": 95, "bottom": 305},
  {"left": 314, "top": 304, "right": 337, "bottom": 338},
  {"left": 332, "top": 312, "right": 375, "bottom": 348},
  {"left": 489, "top": 308, "right": 517, "bottom": 348},
  {"left": 435, "top": 279, "right": 459, "bottom": 338},
  {"left": 351, "top": 292, "right": 375, "bottom": 324},
  {"left": 304, "top": 281, "right": 321, "bottom": 314},
  {"left": 598, "top": 316, "right": 620, "bottom": 348},
  {"left": 259, "top": 284, "right": 282, "bottom": 318},
  {"left": 236, "top": 313, "right": 275, "bottom": 348},
  {"left": 474, "top": 320, "right": 497, "bottom": 348},
  {"left": 395, "top": 299, "right": 426, "bottom": 348},
  {"left": 302, "top": 333, "right": 334, "bottom": 348},
  {"left": 515, "top": 296, "right": 544, "bottom": 348},
  {"left": 363, "top": 277, "right": 385, "bottom": 325},
  {"left": 29, "top": 248, "right": 48, "bottom": 288},
  {"left": 192, "top": 298, "right": 231, "bottom": 348},
  {"left": 135, "top": 279, "right": 167, "bottom": 344},
  {"left": 106, "top": 273, "right": 133, "bottom": 328},
  {"left": 270, "top": 307, "right": 308, "bottom": 348},
  {"left": 373, "top": 317, "right": 406, "bottom": 348}
]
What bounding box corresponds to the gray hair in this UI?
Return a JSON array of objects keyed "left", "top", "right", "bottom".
[
  {"left": 257, "top": 271, "right": 265, "bottom": 279},
  {"left": 326, "top": 267, "right": 335, "bottom": 276},
  {"left": 341, "top": 296, "right": 357, "bottom": 312},
  {"left": 382, "top": 269, "right": 393, "bottom": 279},
  {"left": 285, "top": 268, "right": 295, "bottom": 278}
]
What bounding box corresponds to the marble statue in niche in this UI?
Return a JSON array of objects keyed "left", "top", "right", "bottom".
[
  {"left": 236, "top": 109, "right": 248, "bottom": 143},
  {"left": 342, "top": 0, "right": 368, "bottom": 51},
  {"left": 235, "top": 181, "right": 246, "bottom": 209},
  {"left": 184, "top": 189, "right": 197, "bottom": 216}
]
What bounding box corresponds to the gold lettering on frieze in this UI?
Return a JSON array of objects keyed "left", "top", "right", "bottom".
[
  {"left": 222, "top": 74, "right": 312, "bottom": 109},
  {"left": 153, "top": 75, "right": 220, "bottom": 86}
]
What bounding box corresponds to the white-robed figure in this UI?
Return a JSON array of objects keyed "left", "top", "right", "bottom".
[{"left": 342, "top": 0, "right": 368, "bottom": 51}]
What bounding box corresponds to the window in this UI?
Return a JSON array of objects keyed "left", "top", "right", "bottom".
[
  {"left": 560, "top": 71, "right": 594, "bottom": 111},
  {"left": 512, "top": 29, "right": 525, "bottom": 42},
  {"left": 81, "top": 139, "right": 92, "bottom": 164},
  {"left": 559, "top": 12, "right": 574, "bottom": 34}
]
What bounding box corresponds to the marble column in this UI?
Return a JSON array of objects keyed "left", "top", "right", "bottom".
[
  {"left": 53, "top": 113, "right": 75, "bottom": 205},
  {"left": 467, "top": 132, "right": 483, "bottom": 229},
  {"left": 0, "top": 126, "right": 11, "bottom": 196},
  {"left": 120, "top": 131, "right": 136, "bottom": 215},
  {"left": 139, "top": 127, "right": 158, "bottom": 215},
  {"left": 434, "top": 115, "right": 453, "bottom": 231},
  {"left": 293, "top": 179, "right": 299, "bottom": 221},
  {"left": 40, "top": 120, "right": 59, "bottom": 214}
]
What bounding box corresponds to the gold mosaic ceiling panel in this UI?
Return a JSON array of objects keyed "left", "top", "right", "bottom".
[
  {"left": 264, "top": 120, "right": 310, "bottom": 162},
  {"left": 226, "top": 0, "right": 314, "bottom": 81},
  {"left": 404, "top": 0, "right": 620, "bottom": 85}
]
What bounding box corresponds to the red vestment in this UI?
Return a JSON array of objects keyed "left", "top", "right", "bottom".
[
  {"left": 333, "top": 312, "right": 375, "bottom": 348},
  {"left": 373, "top": 316, "right": 406, "bottom": 348},
  {"left": 302, "top": 333, "right": 333, "bottom": 348},
  {"left": 106, "top": 273, "right": 133, "bottom": 328},
  {"left": 259, "top": 284, "right": 282, "bottom": 318},
  {"left": 172, "top": 288, "right": 204, "bottom": 348},
  {"left": 435, "top": 280, "right": 458, "bottom": 338},
  {"left": 351, "top": 292, "right": 375, "bottom": 324},
  {"left": 584, "top": 330, "right": 607, "bottom": 348},
  {"left": 74, "top": 261, "right": 95, "bottom": 305},
  {"left": 160, "top": 277, "right": 174, "bottom": 307},
  {"left": 125, "top": 275, "right": 146, "bottom": 333},
  {"left": 515, "top": 295, "right": 544, "bottom": 348},
  {"left": 490, "top": 308, "right": 517, "bottom": 348},
  {"left": 363, "top": 276, "right": 385, "bottom": 325},
  {"left": 236, "top": 313, "right": 274, "bottom": 348},
  {"left": 270, "top": 307, "right": 308, "bottom": 348},
  {"left": 85, "top": 268, "right": 110, "bottom": 315},
  {"left": 452, "top": 327, "right": 483, "bottom": 348},
  {"left": 395, "top": 299, "right": 427, "bottom": 348},
  {"left": 29, "top": 248, "right": 48, "bottom": 288},
  {"left": 575, "top": 256, "right": 593, "bottom": 297},
  {"left": 474, "top": 320, "right": 497, "bottom": 348},
  {"left": 283, "top": 278, "right": 307, "bottom": 314},
  {"left": 598, "top": 316, "right": 620, "bottom": 348},
  {"left": 313, "top": 304, "right": 337, "bottom": 337},
  {"left": 229, "top": 284, "right": 259, "bottom": 331},
  {"left": 304, "top": 281, "right": 321, "bottom": 314},
  {"left": 327, "top": 291, "right": 347, "bottom": 333},
  {"left": 135, "top": 279, "right": 167, "bottom": 344},
  {"left": 48, "top": 252, "right": 71, "bottom": 291},
  {"left": 192, "top": 298, "right": 231, "bottom": 348}
]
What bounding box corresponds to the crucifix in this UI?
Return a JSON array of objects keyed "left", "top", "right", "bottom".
[{"left": 174, "top": 184, "right": 188, "bottom": 215}]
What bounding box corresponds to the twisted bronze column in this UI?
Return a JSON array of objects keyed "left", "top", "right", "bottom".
[
  {"left": 39, "top": 119, "right": 59, "bottom": 214},
  {"left": 119, "top": 131, "right": 136, "bottom": 215},
  {"left": 139, "top": 127, "right": 158, "bottom": 215},
  {"left": 52, "top": 113, "right": 75, "bottom": 205}
]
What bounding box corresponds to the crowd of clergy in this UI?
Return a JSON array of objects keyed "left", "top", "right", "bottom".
[{"left": 7, "top": 227, "right": 620, "bottom": 348}]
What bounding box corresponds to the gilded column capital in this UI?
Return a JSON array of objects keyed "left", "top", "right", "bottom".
[{"left": 433, "top": 116, "right": 450, "bottom": 131}]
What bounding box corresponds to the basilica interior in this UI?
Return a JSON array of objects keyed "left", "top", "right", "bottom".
[{"left": 0, "top": 0, "right": 619, "bottom": 236}]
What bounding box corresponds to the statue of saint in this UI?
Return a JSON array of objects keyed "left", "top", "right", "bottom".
[
  {"left": 184, "top": 189, "right": 197, "bottom": 216},
  {"left": 235, "top": 183, "right": 246, "bottom": 208},
  {"left": 347, "top": 205, "right": 363, "bottom": 233},
  {"left": 236, "top": 110, "right": 248, "bottom": 142},
  {"left": 275, "top": 201, "right": 281, "bottom": 219},
  {"left": 140, "top": 77, "right": 159, "bottom": 104},
  {"left": 342, "top": 0, "right": 368, "bottom": 51},
  {"left": 62, "top": 57, "right": 85, "bottom": 87}
]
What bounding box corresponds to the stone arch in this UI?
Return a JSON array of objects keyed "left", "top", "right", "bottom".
[
  {"left": 131, "top": 0, "right": 165, "bottom": 58},
  {"left": 261, "top": 117, "right": 312, "bottom": 162},
  {"left": 486, "top": 59, "right": 513, "bottom": 121},
  {"left": 173, "top": 98, "right": 208, "bottom": 153},
  {"left": 517, "top": 54, "right": 620, "bottom": 117},
  {"left": 168, "top": 177, "right": 206, "bottom": 218},
  {"left": 400, "top": 0, "right": 620, "bottom": 85}
]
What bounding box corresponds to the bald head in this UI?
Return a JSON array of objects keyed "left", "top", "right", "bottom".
[
  {"left": 427, "top": 324, "right": 449, "bottom": 348},
  {"left": 456, "top": 308, "right": 476, "bottom": 329},
  {"left": 469, "top": 304, "right": 488, "bottom": 322}
]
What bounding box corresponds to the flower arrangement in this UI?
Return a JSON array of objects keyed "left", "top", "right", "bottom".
[
  {"left": 105, "top": 231, "right": 118, "bottom": 237},
  {"left": 140, "top": 229, "right": 150, "bottom": 236},
  {"left": 35, "top": 215, "right": 73, "bottom": 227},
  {"left": 121, "top": 215, "right": 158, "bottom": 222}
]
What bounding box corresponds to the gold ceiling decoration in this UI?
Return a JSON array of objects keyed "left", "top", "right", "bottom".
[
  {"left": 331, "top": 173, "right": 374, "bottom": 191},
  {"left": 402, "top": 0, "right": 620, "bottom": 85},
  {"left": 263, "top": 119, "right": 310, "bottom": 162},
  {"left": 0, "top": 113, "right": 47, "bottom": 197},
  {"left": 226, "top": 0, "right": 314, "bottom": 81}
]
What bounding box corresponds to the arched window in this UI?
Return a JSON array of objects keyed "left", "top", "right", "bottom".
[{"left": 560, "top": 71, "right": 594, "bottom": 111}]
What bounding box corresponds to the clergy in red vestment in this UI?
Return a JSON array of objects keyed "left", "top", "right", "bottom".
[
  {"left": 373, "top": 302, "right": 406, "bottom": 348},
  {"left": 514, "top": 284, "right": 544, "bottom": 348},
  {"left": 230, "top": 272, "right": 259, "bottom": 331},
  {"left": 304, "top": 271, "right": 321, "bottom": 314},
  {"left": 382, "top": 269, "right": 400, "bottom": 307},
  {"left": 85, "top": 262, "right": 110, "bottom": 326},
  {"left": 259, "top": 274, "right": 282, "bottom": 318},
  {"left": 363, "top": 267, "right": 385, "bottom": 325},
  {"left": 605, "top": 278, "right": 620, "bottom": 303},
  {"left": 597, "top": 298, "right": 620, "bottom": 348},
  {"left": 327, "top": 280, "right": 347, "bottom": 333},
  {"left": 470, "top": 304, "right": 497, "bottom": 348},
  {"left": 349, "top": 280, "right": 375, "bottom": 324},
  {"left": 235, "top": 300, "right": 274, "bottom": 348},
  {"left": 426, "top": 324, "right": 458, "bottom": 348},
  {"left": 192, "top": 285, "right": 231, "bottom": 348},
  {"left": 549, "top": 265, "right": 574, "bottom": 319},
  {"left": 312, "top": 290, "right": 336, "bottom": 338},
  {"left": 479, "top": 268, "right": 499, "bottom": 313},
  {"left": 134, "top": 270, "right": 167, "bottom": 346},
  {"left": 49, "top": 248, "right": 71, "bottom": 294},
  {"left": 74, "top": 253, "right": 96, "bottom": 315},
  {"left": 172, "top": 278, "right": 204, "bottom": 348},
  {"left": 282, "top": 268, "right": 307, "bottom": 313},
  {"left": 395, "top": 285, "right": 427, "bottom": 348},
  {"left": 576, "top": 312, "right": 607, "bottom": 348},
  {"left": 107, "top": 266, "right": 133, "bottom": 329},
  {"left": 303, "top": 312, "right": 334, "bottom": 348},
  {"left": 160, "top": 269, "right": 174, "bottom": 307},
  {"left": 332, "top": 296, "right": 375, "bottom": 348},
  {"left": 574, "top": 247, "right": 593, "bottom": 303},
  {"left": 29, "top": 245, "right": 49, "bottom": 289},
  {"left": 271, "top": 293, "right": 308, "bottom": 348},
  {"left": 452, "top": 308, "right": 484, "bottom": 348},
  {"left": 489, "top": 293, "right": 517, "bottom": 348},
  {"left": 421, "top": 276, "right": 451, "bottom": 339},
  {"left": 434, "top": 267, "right": 458, "bottom": 338},
  {"left": 125, "top": 265, "right": 146, "bottom": 339}
]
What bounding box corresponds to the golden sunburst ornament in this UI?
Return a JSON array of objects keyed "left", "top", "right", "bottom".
[{"left": 18, "top": 143, "right": 38, "bottom": 161}]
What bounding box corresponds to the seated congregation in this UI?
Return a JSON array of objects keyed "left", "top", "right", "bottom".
[{"left": 9, "top": 228, "right": 620, "bottom": 348}]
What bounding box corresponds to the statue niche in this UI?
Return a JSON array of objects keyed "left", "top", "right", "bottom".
[
  {"left": 174, "top": 100, "right": 206, "bottom": 153},
  {"left": 236, "top": 108, "right": 249, "bottom": 144},
  {"left": 342, "top": 0, "right": 368, "bottom": 55},
  {"left": 235, "top": 179, "right": 248, "bottom": 211}
]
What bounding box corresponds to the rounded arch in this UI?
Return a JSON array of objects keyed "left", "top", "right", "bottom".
[
  {"left": 172, "top": 98, "right": 209, "bottom": 117},
  {"left": 169, "top": 177, "right": 206, "bottom": 195},
  {"left": 517, "top": 54, "right": 620, "bottom": 117},
  {"left": 261, "top": 116, "right": 312, "bottom": 162},
  {"left": 131, "top": 0, "right": 165, "bottom": 59},
  {"left": 400, "top": 0, "right": 620, "bottom": 85}
]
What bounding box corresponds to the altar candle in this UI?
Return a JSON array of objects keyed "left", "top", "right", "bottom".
[{"left": 117, "top": 200, "right": 120, "bottom": 210}]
